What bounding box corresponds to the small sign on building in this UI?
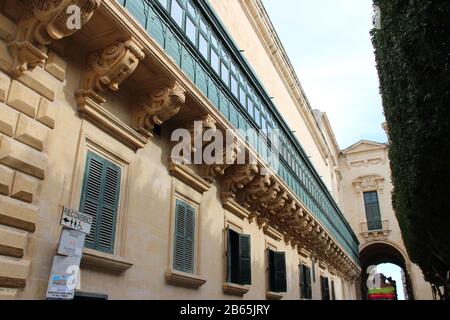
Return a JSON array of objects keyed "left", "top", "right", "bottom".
[
  {"left": 46, "top": 256, "right": 81, "bottom": 300},
  {"left": 60, "top": 206, "right": 93, "bottom": 235},
  {"left": 58, "top": 229, "right": 86, "bottom": 257}
]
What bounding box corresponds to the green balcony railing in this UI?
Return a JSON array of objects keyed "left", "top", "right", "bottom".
[{"left": 118, "top": 0, "right": 360, "bottom": 264}]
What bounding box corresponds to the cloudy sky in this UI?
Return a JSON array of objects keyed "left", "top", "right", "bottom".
[
  {"left": 261, "top": 0, "right": 402, "bottom": 298},
  {"left": 261, "top": 0, "right": 387, "bottom": 149}
]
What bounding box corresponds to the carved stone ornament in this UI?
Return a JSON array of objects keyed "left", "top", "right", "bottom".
[
  {"left": 353, "top": 174, "right": 385, "bottom": 193},
  {"left": 200, "top": 139, "right": 241, "bottom": 178},
  {"left": 8, "top": 0, "right": 101, "bottom": 77},
  {"left": 133, "top": 82, "right": 186, "bottom": 135},
  {"left": 221, "top": 164, "right": 259, "bottom": 200},
  {"left": 78, "top": 38, "right": 145, "bottom": 104}
]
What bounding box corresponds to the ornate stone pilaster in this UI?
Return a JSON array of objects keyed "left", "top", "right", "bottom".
[
  {"left": 77, "top": 38, "right": 145, "bottom": 104},
  {"left": 8, "top": 0, "right": 101, "bottom": 77},
  {"left": 132, "top": 81, "right": 187, "bottom": 136}
]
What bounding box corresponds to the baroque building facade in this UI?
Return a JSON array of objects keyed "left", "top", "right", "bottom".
[{"left": 0, "top": 0, "right": 430, "bottom": 300}]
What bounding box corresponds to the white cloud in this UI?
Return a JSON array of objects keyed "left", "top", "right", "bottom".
[{"left": 262, "top": 0, "right": 386, "bottom": 148}]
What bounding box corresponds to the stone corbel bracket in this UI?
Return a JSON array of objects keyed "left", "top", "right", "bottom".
[
  {"left": 132, "top": 81, "right": 186, "bottom": 137},
  {"left": 220, "top": 164, "right": 259, "bottom": 202},
  {"left": 75, "top": 38, "right": 147, "bottom": 150},
  {"left": 77, "top": 38, "right": 145, "bottom": 104},
  {"left": 8, "top": 0, "right": 102, "bottom": 77}
]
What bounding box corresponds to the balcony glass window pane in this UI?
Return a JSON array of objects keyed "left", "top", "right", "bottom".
[
  {"left": 231, "top": 76, "right": 238, "bottom": 97},
  {"left": 239, "top": 87, "right": 246, "bottom": 107},
  {"left": 254, "top": 107, "right": 261, "bottom": 127},
  {"left": 221, "top": 62, "right": 229, "bottom": 85},
  {"left": 171, "top": 0, "right": 184, "bottom": 28},
  {"left": 230, "top": 62, "right": 238, "bottom": 74},
  {"left": 186, "top": 1, "right": 196, "bottom": 17},
  {"left": 211, "top": 34, "right": 219, "bottom": 49},
  {"left": 247, "top": 97, "right": 254, "bottom": 117},
  {"left": 199, "top": 34, "right": 208, "bottom": 59},
  {"left": 200, "top": 18, "right": 208, "bottom": 33},
  {"left": 185, "top": 17, "right": 197, "bottom": 44},
  {"left": 158, "top": 0, "right": 168, "bottom": 9},
  {"left": 211, "top": 49, "right": 219, "bottom": 74}
]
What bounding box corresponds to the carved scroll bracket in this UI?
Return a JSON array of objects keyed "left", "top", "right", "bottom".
[
  {"left": 77, "top": 38, "right": 145, "bottom": 105},
  {"left": 8, "top": 0, "right": 102, "bottom": 77},
  {"left": 132, "top": 81, "right": 186, "bottom": 136}
]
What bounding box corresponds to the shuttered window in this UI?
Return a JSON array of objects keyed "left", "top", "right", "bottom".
[
  {"left": 268, "top": 249, "right": 287, "bottom": 293},
  {"left": 363, "top": 191, "right": 382, "bottom": 230},
  {"left": 226, "top": 229, "right": 251, "bottom": 285},
  {"left": 300, "top": 264, "right": 312, "bottom": 299},
  {"left": 80, "top": 151, "right": 121, "bottom": 254},
  {"left": 331, "top": 280, "right": 336, "bottom": 300},
  {"left": 321, "top": 276, "right": 330, "bottom": 300},
  {"left": 173, "top": 199, "right": 195, "bottom": 273}
]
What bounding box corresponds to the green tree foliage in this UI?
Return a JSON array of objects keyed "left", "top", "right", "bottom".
[{"left": 371, "top": 0, "right": 450, "bottom": 299}]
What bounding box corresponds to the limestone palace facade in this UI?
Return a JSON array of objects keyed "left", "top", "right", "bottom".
[{"left": 0, "top": 0, "right": 432, "bottom": 299}]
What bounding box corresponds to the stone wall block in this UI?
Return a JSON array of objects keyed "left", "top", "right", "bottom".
[
  {"left": 15, "top": 113, "right": 48, "bottom": 151},
  {"left": 11, "top": 172, "right": 38, "bottom": 203},
  {"left": 6, "top": 80, "right": 40, "bottom": 118},
  {"left": 0, "top": 135, "right": 47, "bottom": 180},
  {"left": 0, "top": 103, "right": 18, "bottom": 137}
]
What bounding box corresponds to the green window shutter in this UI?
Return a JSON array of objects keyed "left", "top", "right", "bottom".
[
  {"left": 306, "top": 266, "right": 312, "bottom": 299},
  {"left": 227, "top": 229, "right": 251, "bottom": 285},
  {"left": 173, "top": 200, "right": 195, "bottom": 273},
  {"left": 80, "top": 151, "right": 121, "bottom": 254},
  {"left": 321, "top": 276, "right": 330, "bottom": 300},
  {"left": 300, "top": 264, "right": 311, "bottom": 299},
  {"left": 238, "top": 234, "right": 251, "bottom": 285},
  {"left": 268, "top": 250, "right": 287, "bottom": 292},
  {"left": 311, "top": 260, "right": 316, "bottom": 282},
  {"left": 331, "top": 280, "right": 335, "bottom": 300}
]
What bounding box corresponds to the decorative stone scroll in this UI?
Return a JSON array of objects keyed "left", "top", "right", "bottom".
[
  {"left": 220, "top": 164, "right": 259, "bottom": 201},
  {"left": 8, "top": 0, "right": 102, "bottom": 77},
  {"left": 133, "top": 81, "right": 186, "bottom": 136},
  {"left": 78, "top": 38, "right": 145, "bottom": 104},
  {"left": 199, "top": 139, "right": 241, "bottom": 178}
]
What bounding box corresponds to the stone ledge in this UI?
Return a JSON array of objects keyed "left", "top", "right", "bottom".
[
  {"left": 81, "top": 248, "right": 133, "bottom": 274},
  {"left": 263, "top": 226, "right": 283, "bottom": 242},
  {"left": 222, "top": 197, "right": 250, "bottom": 221},
  {"left": 165, "top": 269, "right": 207, "bottom": 289},
  {"left": 168, "top": 163, "right": 211, "bottom": 194},
  {"left": 0, "top": 195, "right": 37, "bottom": 232},
  {"left": 76, "top": 93, "right": 149, "bottom": 151},
  {"left": 223, "top": 282, "right": 250, "bottom": 296},
  {"left": 266, "top": 291, "right": 284, "bottom": 300}
]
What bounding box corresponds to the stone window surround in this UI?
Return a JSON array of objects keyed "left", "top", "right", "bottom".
[
  {"left": 165, "top": 177, "right": 206, "bottom": 288},
  {"left": 68, "top": 121, "right": 134, "bottom": 273},
  {"left": 265, "top": 237, "right": 284, "bottom": 300},
  {"left": 222, "top": 211, "right": 250, "bottom": 296},
  {"left": 352, "top": 174, "right": 385, "bottom": 226}
]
